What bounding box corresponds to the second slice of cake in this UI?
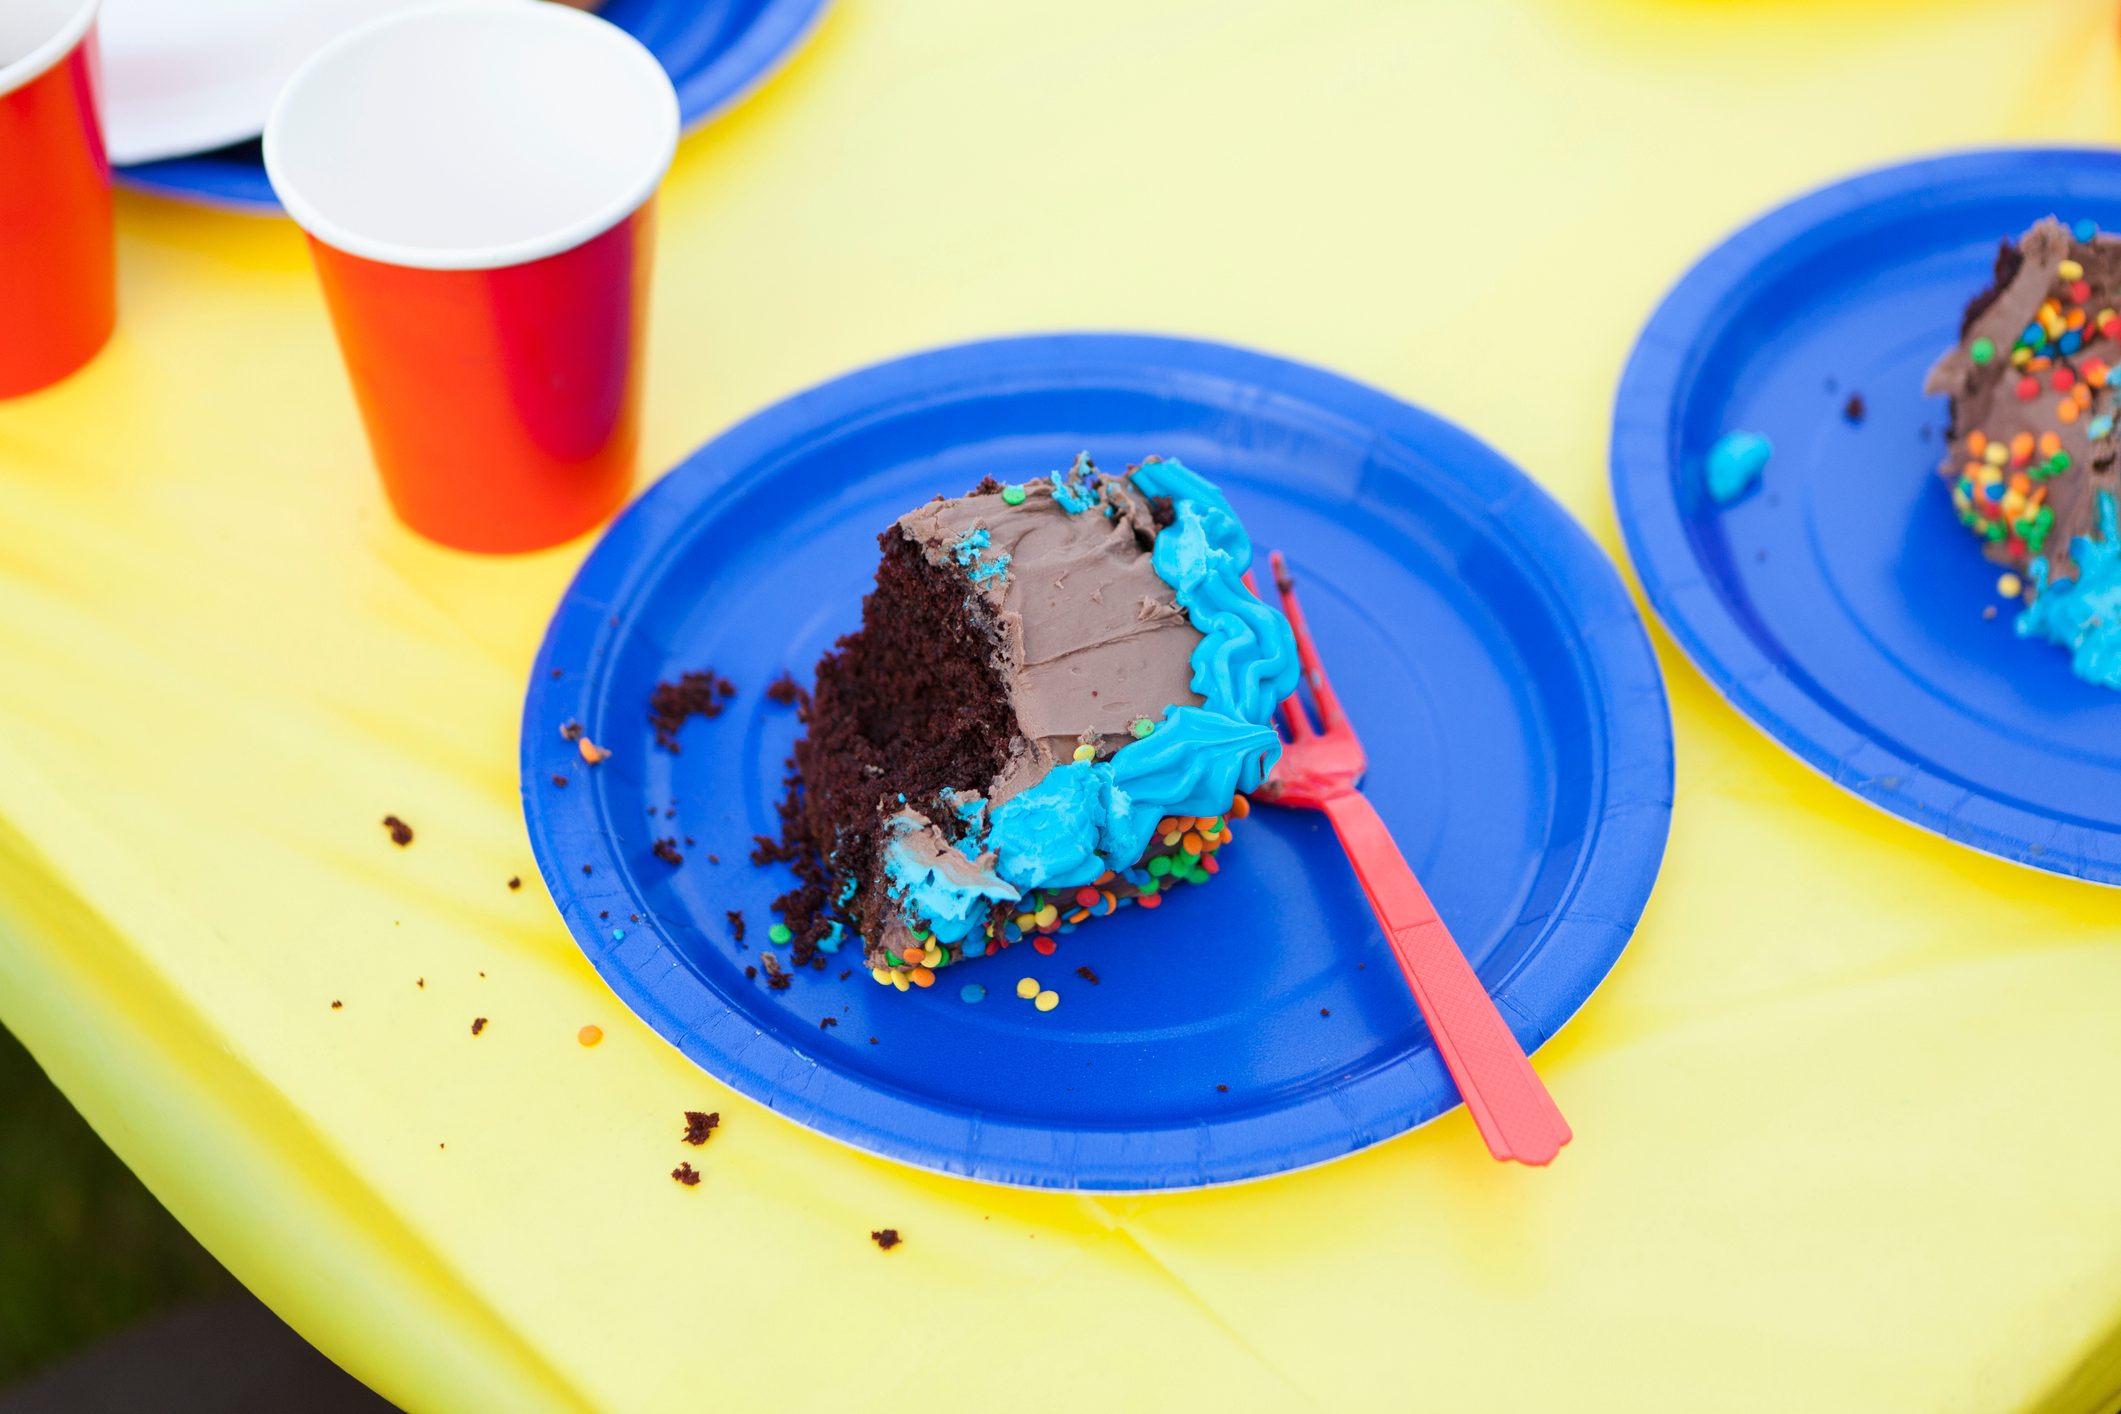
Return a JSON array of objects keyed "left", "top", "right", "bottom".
[{"left": 766, "top": 454, "right": 1300, "bottom": 986}]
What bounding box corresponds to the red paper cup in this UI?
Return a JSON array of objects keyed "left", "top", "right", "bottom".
[
  {"left": 0, "top": 0, "right": 114, "bottom": 400},
  {"left": 263, "top": 0, "right": 678, "bottom": 553}
]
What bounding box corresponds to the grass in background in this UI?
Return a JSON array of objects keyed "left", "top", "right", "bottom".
[{"left": 0, "top": 1021, "right": 234, "bottom": 1383}]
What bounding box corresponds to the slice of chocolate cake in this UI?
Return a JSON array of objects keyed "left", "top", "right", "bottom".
[
  {"left": 1927, "top": 217, "right": 2121, "bottom": 688},
  {"left": 765, "top": 454, "right": 1300, "bottom": 987}
]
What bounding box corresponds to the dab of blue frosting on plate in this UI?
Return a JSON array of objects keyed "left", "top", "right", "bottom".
[
  {"left": 881, "top": 457, "right": 1299, "bottom": 939},
  {"left": 2018, "top": 490, "right": 2121, "bottom": 690},
  {"left": 1705, "top": 430, "right": 1771, "bottom": 505}
]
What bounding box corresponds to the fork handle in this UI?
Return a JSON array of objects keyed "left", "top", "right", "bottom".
[{"left": 1319, "top": 789, "right": 1572, "bottom": 1166}]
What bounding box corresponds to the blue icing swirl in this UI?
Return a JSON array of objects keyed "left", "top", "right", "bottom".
[
  {"left": 2018, "top": 490, "right": 2121, "bottom": 690},
  {"left": 891, "top": 458, "right": 1300, "bottom": 939},
  {"left": 953, "top": 526, "right": 1010, "bottom": 585}
]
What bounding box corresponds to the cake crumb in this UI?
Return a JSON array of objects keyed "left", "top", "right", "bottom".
[
  {"left": 330, "top": 1000, "right": 342, "bottom": 1010},
  {"left": 726, "top": 910, "right": 747, "bottom": 941},
  {"left": 471, "top": 1017, "right": 487, "bottom": 1036},
  {"left": 1842, "top": 393, "right": 1866, "bottom": 424},
  {"left": 649, "top": 670, "right": 737, "bottom": 752},
  {"left": 868, "top": 1037, "right": 878, "bottom": 1045},
  {"left": 382, "top": 815, "right": 414, "bottom": 847},
  {"left": 1074, "top": 965, "right": 1100, "bottom": 985},
  {"left": 820, "top": 1017, "right": 838, "bottom": 1030},
  {"left": 507, "top": 876, "right": 521, "bottom": 891},
  {"left": 682, "top": 1111, "right": 720, "bottom": 1145},
  {"left": 1320, "top": 1008, "right": 1331, "bottom": 1017},
  {"left": 552, "top": 775, "right": 569, "bottom": 788},
  {"left": 870, "top": 1228, "right": 901, "bottom": 1251},
  {"left": 766, "top": 672, "right": 808, "bottom": 707},
  {"left": 559, "top": 720, "right": 584, "bottom": 742},
  {"left": 707, "top": 854, "right": 719, "bottom": 865},
  {"left": 672, "top": 1162, "right": 701, "bottom": 1187},
  {"left": 1216, "top": 1084, "right": 1229, "bottom": 1093},
  {"left": 416, "top": 978, "right": 424, "bottom": 989},
  {"left": 652, "top": 837, "right": 684, "bottom": 866}
]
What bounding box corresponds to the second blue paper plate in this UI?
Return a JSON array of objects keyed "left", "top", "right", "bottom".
[
  {"left": 1613, "top": 149, "right": 2121, "bottom": 885},
  {"left": 524, "top": 333, "right": 1672, "bottom": 1188},
  {"left": 117, "top": 0, "right": 830, "bottom": 210}
]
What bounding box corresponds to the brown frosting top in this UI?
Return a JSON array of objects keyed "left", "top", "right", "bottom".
[{"left": 894, "top": 466, "right": 1204, "bottom": 805}]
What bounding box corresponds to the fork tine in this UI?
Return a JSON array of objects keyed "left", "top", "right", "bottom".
[{"left": 1270, "top": 551, "right": 1349, "bottom": 732}]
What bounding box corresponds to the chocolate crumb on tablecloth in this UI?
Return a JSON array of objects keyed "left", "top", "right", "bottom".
[
  {"left": 331, "top": 1000, "right": 342, "bottom": 1010},
  {"left": 471, "top": 1017, "right": 487, "bottom": 1036},
  {"left": 382, "top": 815, "right": 413, "bottom": 846},
  {"left": 416, "top": 978, "right": 424, "bottom": 988},
  {"left": 507, "top": 876, "right": 521, "bottom": 891},
  {"left": 1074, "top": 965, "right": 1100, "bottom": 985},
  {"left": 870, "top": 1229, "right": 901, "bottom": 1251},
  {"left": 649, "top": 669, "right": 738, "bottom": 752},
  {"left": 726, "top": 910, "right": 746, "bottom": 941},
  {"left": 765, "top": 672, "right": 808, "bottom": 708},
  {"left": 820, "top": 1017, "right": 838, "bottom": 1029},
  {"left": 1843, "top": 393, "right": 1866, "bottom": 424},
  {"left": 652, "top": 837, "right": 683, "bottom": 866},
  {"left": 672, "top": 1163, "right": 701, "bottom": 1187},
  {"left": 682, "top": 1111, "right": 720, "bottom": 1145},
  {"left": 552, "top": 775, "right": 569, "bottom": 788}
]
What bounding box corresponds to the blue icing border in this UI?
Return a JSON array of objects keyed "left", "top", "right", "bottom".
[
  {"left": 884, "top": 458, "right": 1299, "bottom": 939},
  {"left": 2019, "top": 490, "right": 2121, "bottom": 690}
]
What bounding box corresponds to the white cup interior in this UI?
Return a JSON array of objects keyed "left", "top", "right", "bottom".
[
  {"left": 263, "top": 0, "right": 678, "bottom": 270},
  {"left": 0, "top": 0, "right": 97, "bottom": 99}
]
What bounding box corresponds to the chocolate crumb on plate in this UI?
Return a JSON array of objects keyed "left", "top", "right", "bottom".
[
  {"left": 745, "top": 966, "right": 757, "bottom": 979},
  {"left": 381, "top": 815, "right": 414, "bottom": 846},
  {"left": 820, "top": 1017, "right": 838, "bottom": 1029},
  {"left": 652, "top": 837, "right": 683, "bottom": 866},
  {"left": 649, "top": 669, "right": 737, "bottom": 753},
  {"left": 870, "top": 1228, "right": 901, "bottom": 1251},
  {"left": 1320, "top": 1008, "right": 1331, "bottom": 1017},
  {"left": 1074, "top": 965, "right": 1100, "bottom": 985},
  {"left": 726, "top": 909, "right": 746, "bottom": 941},
  {"left": 672, "top": 1162, "right": 701, "bottom": 1187},
  {"left": 765, "top": 672, "right": 808, "bottom": 708},
  {"left": 1843, "top": 392, "right": 1866, "bottom": 425},
  {"left": 682, "top": 1111, "right": 720, "bottom": 1145},
  {"left": 1215, "top": 1083, "right": 1229, "bottom": 1092}
]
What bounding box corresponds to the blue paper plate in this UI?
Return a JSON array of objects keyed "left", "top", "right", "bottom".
[
  {"left": 523, "top": 333, "right": 1673, "bottom": 1189},
  {"left": 116, "top": 0, "right": 830, "bottom": 211},
  {"left": 1613, "top": 149, "right": 2121, "bottom": 886}
]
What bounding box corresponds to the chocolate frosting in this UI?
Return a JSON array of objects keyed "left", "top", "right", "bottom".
[
  {"left": 1926, "top": 217, "right": 2121, "bottom": 580},
  {"left": 896, "top": 473, "right": 1203, "bottom": 802}
]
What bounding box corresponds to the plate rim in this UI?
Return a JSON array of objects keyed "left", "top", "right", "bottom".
[
  {"left": 1609, "top": 145, "right": 2121, "bottom": 887},
  {"left": 110, "top": 0, "right": 834, "bottom": 211},
  {"left": 524, "top": 331, "right": 1675, "bottom": 1189}
]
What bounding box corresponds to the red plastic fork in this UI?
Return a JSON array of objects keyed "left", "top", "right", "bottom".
[{"left": 1250, "top": 551, "right": 1573, "bottom": 1166}]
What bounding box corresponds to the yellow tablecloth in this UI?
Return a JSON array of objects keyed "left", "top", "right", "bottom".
[{"left": 6, "top": 2, "right": 2121, "bottom": 1409}]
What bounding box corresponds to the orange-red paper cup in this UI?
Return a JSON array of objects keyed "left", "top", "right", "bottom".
[
  {"left": 0, "top": 0, "right": 114, "bottom": 400},
  {"left": 263, "top": 0, "right": 678, "bottom": 553}
]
